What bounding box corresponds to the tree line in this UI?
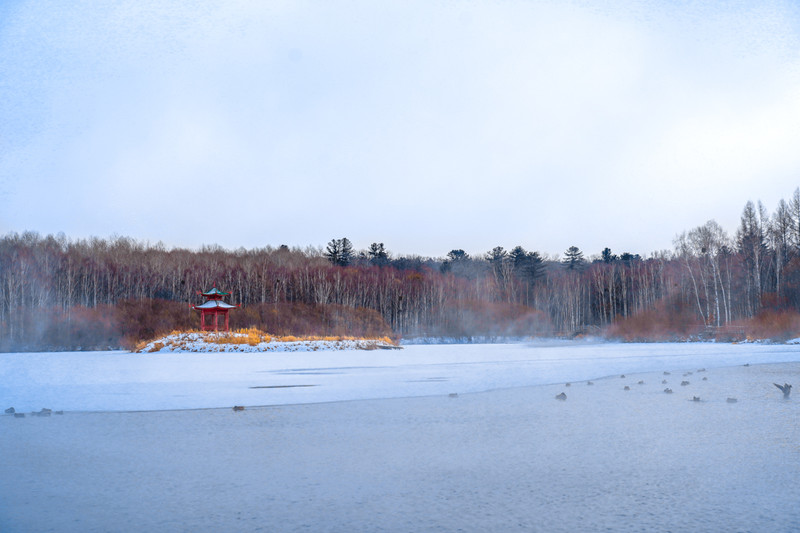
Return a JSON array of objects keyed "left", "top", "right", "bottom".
[{"left": 3, "top": 191, "right": 800, "bottom": 350}]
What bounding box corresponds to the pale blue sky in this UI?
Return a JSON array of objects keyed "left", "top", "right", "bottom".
[{"left": 2, "top": 0, "right": 799, "bottom": 258}]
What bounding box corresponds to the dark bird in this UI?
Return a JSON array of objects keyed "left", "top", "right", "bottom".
[
  {"left": 664, "top": 388, "right": 673, "bottom": 394},
  {"left": 726, "top": 397, "right": 738, "bottom": 403},
  {"left": 4, "top": 407, "right": 14, "bottom": 414},
  {"left": 774, "top": 383, "right": 792, "bottom": 398},
  {"left": 555, "top": 392, "right": 567, "bottom": 401},
  {"left": 232, "top": 405, "right": 245, "bottom": 411}
]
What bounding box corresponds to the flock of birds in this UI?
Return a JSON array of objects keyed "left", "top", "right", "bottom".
[
  {"left": 553, "top": 367, "right": 792, "bottom": 403},
  {"left": 3, "top": 369, "right": 795, "bottom": 416},
  {"left": 3, "top": 407, "right": 62, "bottom": 418}
]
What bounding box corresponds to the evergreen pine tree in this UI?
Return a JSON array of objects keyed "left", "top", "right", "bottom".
[{"left": 562, "top": 246, "right": 585, "bottom": 270}]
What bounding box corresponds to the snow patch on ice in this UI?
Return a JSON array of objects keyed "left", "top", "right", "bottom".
[{"left": 400, "top": 335, "right": 614, "bottom": 346}]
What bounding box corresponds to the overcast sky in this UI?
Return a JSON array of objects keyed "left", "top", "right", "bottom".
[{"left": 2, "top": 0, "right": 799, "bottom": 259}]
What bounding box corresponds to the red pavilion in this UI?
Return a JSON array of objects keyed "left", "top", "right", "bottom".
[{"left": 193, "top": 286, "right": 237, "bottom": 332}]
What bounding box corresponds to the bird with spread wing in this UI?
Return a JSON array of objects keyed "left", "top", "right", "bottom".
[{"left": 774, "top": 383, "right": 792, "bottom": 398}]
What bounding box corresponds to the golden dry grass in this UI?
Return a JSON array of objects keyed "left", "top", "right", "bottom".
[
  {"left": 135, "top": 328, "right": 397, "bottom": 352},
  {"left": 147, "top": 342, "right": 165, "bottom": 353}
]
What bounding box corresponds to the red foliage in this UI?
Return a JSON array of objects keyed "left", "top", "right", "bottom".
[
  {"left": 718, "top": 309, "right": 800, "bottom": 342},
  {"left": 115, "top": 299, "right": 196, "bottom": 348},
  {"left": 232, "top": 302, "right": 392, "bottom": 339},
  {"left": 604, "top": 299, "right": 704, "bottom": 342}
]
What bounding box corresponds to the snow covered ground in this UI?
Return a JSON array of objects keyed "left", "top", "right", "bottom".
[{"left": 1, "top": 341, "right": 799, "bottom": 532}]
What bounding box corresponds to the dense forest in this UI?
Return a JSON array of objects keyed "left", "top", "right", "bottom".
[{"left": 3, "top": 191, "right": 800, "bottom": 351}]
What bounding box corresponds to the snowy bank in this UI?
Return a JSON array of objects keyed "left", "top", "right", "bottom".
[{"left": 137, "top": 331, "right": 399, "bottom": 353}]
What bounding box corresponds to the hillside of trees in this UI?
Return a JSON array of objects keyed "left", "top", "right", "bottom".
[{"left": 3, "top": 191, "right": 800, "bottom": 351}]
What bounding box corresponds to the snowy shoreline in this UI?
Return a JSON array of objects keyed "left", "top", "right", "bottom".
[{"left": 137, "top": 331, "right": 399, "bottom": 353}]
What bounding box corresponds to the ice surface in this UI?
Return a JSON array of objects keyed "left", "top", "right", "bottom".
[
  {"left": 1, "top": 341, "right": 800, "bottom": 412},
  {"left": 1, "top": 343, "right": 799, "bottom": 532}
]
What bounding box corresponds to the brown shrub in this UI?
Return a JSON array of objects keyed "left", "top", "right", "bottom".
[
  {"left": 115, "top": 299, "right": 196, "bottom": 349},
  {"left": 719, "top": 309, "right": 800, "bottom": 342},
  {"left": 604, "top": 300, "right": 703, "bottom": 342},
  {"left": 230, "top": 302, "right": 392, "bottom": 339}
]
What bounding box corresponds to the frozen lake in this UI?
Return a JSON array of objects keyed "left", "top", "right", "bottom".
[
  {"left": 2, "top": 341, "right": 800, "bottom": 412},
  {"left": 1, "top": 342, "right": 799, "bottom": 532}
]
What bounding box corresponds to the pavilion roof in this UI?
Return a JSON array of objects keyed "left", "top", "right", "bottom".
[
  {"left": 201, "top": 287, "right": 230, "bottom": 297},
  {"left": 193, "top": 300, "right": 237, "bottom": 310}
]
